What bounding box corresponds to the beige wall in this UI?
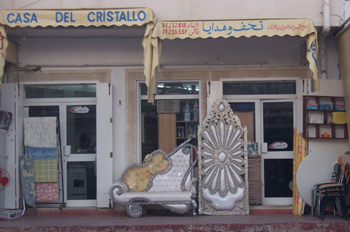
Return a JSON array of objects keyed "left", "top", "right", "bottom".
[
  {"left": 336, "top": 23, "right": 350, "bottom": 148},
  {"left": 125, "top": 65, "right": 309, "bottom": 166}
]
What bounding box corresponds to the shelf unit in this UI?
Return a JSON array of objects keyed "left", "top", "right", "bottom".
[
  {"left": 158, "top": 99, "right": 200, "bottom": 153},
  {"left": 176, "top": 120, "right": 199, "bottom": 145},
  {"left": 303, "top": 96, "right": 348, "bottom": 139}
]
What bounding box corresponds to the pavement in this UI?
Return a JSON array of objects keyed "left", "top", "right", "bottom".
[{"left": 0, "top": 207, "right": 349, "bottom": 232}]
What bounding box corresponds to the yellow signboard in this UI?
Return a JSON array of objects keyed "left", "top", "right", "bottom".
[{"left": 0, "top": 8, "right": 155, "bottom": 27}]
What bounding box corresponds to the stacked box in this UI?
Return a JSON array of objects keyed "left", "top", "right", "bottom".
[
  {"left": 248, "top": 156, "right": 262, "bottom": 205},
  {"left": 319, "top": 103, "right": 334, "bottom": 110},
  {"left": 306, "top": 103, "right": 318, "bottom": 110},
  {"left": 335, "top": 104, "right": 346, "bottom": 111}
]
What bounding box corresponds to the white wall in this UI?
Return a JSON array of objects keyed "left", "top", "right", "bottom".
[
  {"left": 110, "top": 68, "right": 127, "bottom": 180},
  {"left": 18, "top": 36, "right": 307, "bottom": 66},
  {"left": 0, "top": 0, "right": 344, "bottom": 27},
  {"left": 17, "top": 37, "right": 144, "bottom": 66},
  {"left": 161, "top": 36, "right": 305, "bottom": 66},
  {"left": 345, "top": 1, "right": 350, "bottom": 21},
  {"left": 309, "top": 140, "right": 349, "bottom": 158},
  {"left": 327, "top": 38, "right": 341, "bottom": 80}
]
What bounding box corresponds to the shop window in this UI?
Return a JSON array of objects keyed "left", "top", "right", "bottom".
[
  {"left": 141, "top": 82, "right": 199, "bottom": 95},
  {"left": 229, "top": 103, "right": 256, "bottom": 142},
  {"left": 264, "top": 159, "right": 293, "bottom": 198},
  {"left": 66, "top": 105, "right": 96, "bottom": 154},
  {"left": 25, "top": 84, "right": 96, "bottom": 98},
  {"left": 140, "top": 82, "right": 199, "bottom": 163},
  {"left": 67, "top": 161, "right": 96, "bottom": 200},
  {"left": 223, "top": 81, "right": 295, "bottom": 95}
]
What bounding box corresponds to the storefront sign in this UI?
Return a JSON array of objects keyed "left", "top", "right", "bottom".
[
  {"left": 156, "top": 20, "right": 313, "bottom": 39},
  {"left": 0, "top": 8, "right": 154, "bottom": 27}
]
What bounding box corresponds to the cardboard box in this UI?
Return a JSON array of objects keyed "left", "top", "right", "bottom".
[
  {"left": 248, "top": 156, "right": 262, "bottom": 205},
  {"left": 335, "top": 104, "right": 346, "bottom": 111},
  {"left": 319, "top": 103, "right": 334, "bottom": 110},
  {"left": 308, "top": 116, "right": 323, "bottom": 124},
  {"left": 248, "top": 156, "right": 261, "bottom": 181},
  {"left": 233, "top": 111, "right": 254, "bottom": 142},
  {"left": 306, "top": 103, "right": 318, "bottom": 110},
  {"left": 249, "top": 181, "right": 262, "bottom": 205}
]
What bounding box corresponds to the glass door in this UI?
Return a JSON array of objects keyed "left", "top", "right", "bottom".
[
  {"left": 261, "top": 100, "right": 295, "bottom": 205},
  {"left": 64, "top": 104, "right": 96, "bottom": 207}
]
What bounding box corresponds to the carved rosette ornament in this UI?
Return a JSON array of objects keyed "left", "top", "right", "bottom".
[{"left": 198, "top": 98, "right": 249, "bottom": 215}]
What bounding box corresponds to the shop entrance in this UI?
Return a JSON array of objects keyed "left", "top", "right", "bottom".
[
  {"left": 219, "top": 80, "right": 298, "bottom": 205},
  {"left": 260, "top": 100, "right": 294, "bottom": 205},
  {"left": 21, "top": 83, "right": 113, "bottom": 208},
  {"left": 228, "top": 100, "right": 295, "bottom": 205},
  {"left": 25, "top": 102, "right": 97, "bottom": 207}
]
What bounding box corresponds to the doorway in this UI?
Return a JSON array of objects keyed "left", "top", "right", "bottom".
[
  {"left": 25, "top": 102, "right": 97, "bottom": 207},
  {"left": 23, "top": 84, "right": 98, "bottom": 207},
  {"left": 260, "top": 100, "right": 294, "bottom": 205},
  {"left": 229, "top": 100, "right": 295, "bottom": 205},
  {"left": 222, "top": 80, "right": 298, "bottom": 205}
]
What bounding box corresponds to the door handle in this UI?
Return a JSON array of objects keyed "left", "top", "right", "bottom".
[
  {"left": 64, "top": 145, "right": 71, "bottom": 156},
  {"left": 262, "top": 143, "right": 268, "bottom": 154}
]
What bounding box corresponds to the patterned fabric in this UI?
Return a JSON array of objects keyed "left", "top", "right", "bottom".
[
  {"left": 33, "top": 159, "right": 58, "bottom": 183},
  {"left": 35, "top": 182, "right": 59, "bottom": 202},
  {"left": 19, "top": 155, "right": 35, "bottom": 207},
  {"left": 25, "top": 147, "right": 57, "bottom": 160},
  {"left": 24, "top": 117, "right": 57, "bottom": 148}
]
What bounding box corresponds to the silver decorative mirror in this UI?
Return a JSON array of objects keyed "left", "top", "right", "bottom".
[{"left": 198, "top": 98, "right": 249, "bottom": 215}]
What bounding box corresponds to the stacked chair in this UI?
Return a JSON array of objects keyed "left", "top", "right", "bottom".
[{"left": 313, "top": 162, "right": 350, "bottom": 221}]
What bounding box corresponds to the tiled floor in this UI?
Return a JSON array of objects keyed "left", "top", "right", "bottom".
[{"left": 0, "top": 207, "right": 349, "bottom": 232}]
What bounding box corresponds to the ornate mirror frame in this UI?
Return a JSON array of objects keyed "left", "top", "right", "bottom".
[{"left": 198, "top": 98, "right": 249, "bottom": 215}]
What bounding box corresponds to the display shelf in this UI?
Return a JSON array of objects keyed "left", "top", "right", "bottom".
[
  {"left": 176, "top": 121, "right": 199, "bottom": 143},
  {"left": 303, "top": 96, "right": 348, "bottom": 139}
]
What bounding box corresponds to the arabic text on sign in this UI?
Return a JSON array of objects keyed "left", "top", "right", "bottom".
[
  {"left": 267, "top": 23, "right": 308, "bottom": 31},
  {"left": 202, "top": 21, "right": 263, "bottom": 35}
]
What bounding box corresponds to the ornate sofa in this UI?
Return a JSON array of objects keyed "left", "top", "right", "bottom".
[{"left": 109, "top": 137, "right": 197, "bottom": 217}]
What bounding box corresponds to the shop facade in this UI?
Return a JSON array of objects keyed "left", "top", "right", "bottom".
[{"left": 0, "top": 0, "right": 349, "bottom": 212}]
